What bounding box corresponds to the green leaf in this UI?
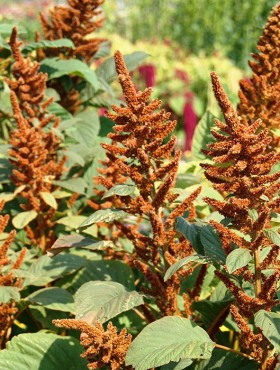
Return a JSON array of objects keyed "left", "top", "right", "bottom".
[
  {"left": 27, "top": 287, "right": 74, "bottom": 312},
  {"left": 102, "top": 184, "right": 136, "bottom": 199},
  {"left": 40, "top": 58, "right": 100, "bottom": 91},
  {"left": 192, "top": 299, "right": 232, "bottom": 329},
  {"left": 161, "top": 359, "right": 193, "bottom": 370},
  {"left": 187, "top": 348, "right": 258, "bottom": 370},
  {"left": 47, "top": 234, "right": 114, "bottom": 257},
  {"left": 200, "top": 225, "right": 226, "bottom": 264},
  {"left": 164, "top": 255, "right": 207, "bottom": 282},
  {"left": 255, "top": 310, "right": 280, "bottom": 352},
  {"left": 192, "top": 110, "right": 215, "bottom": 160},
  {"left": 57, "top": 259, "right": 135, "bottom": 293},
  {"left": 65, "top": 109, "right": 100, "bottom": 147},
  {"left": 23, "top": 253, "right": 86, "bottom": 287},
  {"left": 0, "top": 332, "right": 87, "bottom": 370},
  {"left": 96, "top": 51, "right": 149, "bottom": 82},
  {"left": 48, "top": 101, "right": 72, "bottom": 120},
  {"left": 56, "top": 215, "right": 88, "bottom": 229},
  {"left": 75, "top": 281, "right": 144, "bottom": 324},
  {"left": 0, "top": 24, "right": 26, "bottom": 36},
  {"left": 226, "top": 249, "right": 252, "bottom": 273},
  {"left": 264, "top": 228, "right": 280, "bottom": 247},
  {"left": 39, "top": 191, "right": 58, "bottom": 209},
  {"left": 79, "top": 209, "right": 128, "bottom": 228},
  {"left": 53, "top": 178, "right": 87, "bottom": 194},
  {"left": 93, "top": 40, "right": 111, "bottom": 60},
  {"left": 126, "top": 316, "right": 215, "bottom": 370},
  {"left": 12, "top": 210, "right": 38, "bottom": 229},
  {"left": 175, "top": 217, "right": 203, "bottom": 254},
  {"left": 0, "top": 286, "right": 20, "bottom": 304},
  {"left": 22, "top": 39, "right": 74, "bottom": 54}
]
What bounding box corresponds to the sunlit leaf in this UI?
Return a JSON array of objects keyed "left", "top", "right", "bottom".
[
  {"left": 255, "top": 310, "right": 280, "bottom": 352},
  {"left": 27, "top": 287, "right": 75, "bottom": 312},
  {"left": 39, "top": 192, "right": 58, "bottom": 209},
  {"left": 164, "top": 255, "right": 207, "bottom": 282},
  {"left": 102, "top": 184, "right": 136, "bottom": 199},
  {"left": 75, "top": 281, "right": 144, "bottom": 324},
  {"left": 126, "top": 316, "right": 215, "bottom": 370},
  {"left": 226, "top": 249, "right": 252, "bottom": 273},
  {"left": 78, "top": 209, "right": 128, "bottom": 228},
  {"left": 0, "top": 286, "right": 20, "bottom": 304},
  {"left": 12, "top": 210, "right": 38, "bottom": 229}
]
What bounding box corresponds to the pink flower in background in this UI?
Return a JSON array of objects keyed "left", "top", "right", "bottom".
[
  {"left": 183, "top": 91, "right": 197, "bottom": 151},
  {"left": 138, "top": 64, "right": 156, "bottom": 87},
  {"left": 175, "top": 68, "right": 189, "bottom": 84}
]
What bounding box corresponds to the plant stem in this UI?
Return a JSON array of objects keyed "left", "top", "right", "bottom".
[
  {"left": 215, "top": 344, "right": 252, "bottom": 359},
  {"left": 254, "top": 247, "right": 262, "bottom": 297}
]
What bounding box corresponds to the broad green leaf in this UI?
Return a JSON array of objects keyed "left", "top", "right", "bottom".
[
  {"left": 93, "top": 40, "right": 111, "bottom": 60},
  {"left": 64, "top": 150, "right": 85, "bottom": 167},
  {"left": 0, "top": 24, "right": 26, "bottom": 35},
  {"left": 12, "top": 210, "right": 38, "bottom": 229},
  {"left": 161, "top": 359, "right": 193, "bottom": 370},
  {"left": 255, "top": 310, "right": 280, "bottom": 352},
  {"left": 48, "top": 102, "right": 72, "bottom": 120},
  {"left": 187, "top": 348, "right": 258, "bottom": 370},
  {"left": 52, "top": 189, "right": 72, "bottom": 199},
  {"left": 264, "top": 228, "right": 280, "bottom": 247},
  {"left": 40, "top": 58, "right": 100, "bottom": 91},
  {"left": 27, "top": 287, "right": 74, "bottom": 312},
  {"left": 192, "top": 299, "right": 232, "bottom": 329},
  {"left": 126, "top": 316, "right": 215, "bottom": 370},
  {"left": 23, "top": 253, "right": 86, "bottom": 287},
  {"left": 53, "top": 178, "right": 87, "bottom": 194},
  {"left": 65, "top": 109, "right": 100, "bottom": 147},
  {"left": 79, "top": 209, "right": 127, "bottom": 228},
  {"left": 102, "top": 184, "right": 136, "bottom": 199},
  {"left": 200, "top": 225, "right": 226, "bottom": 264},
  {"left": 0, "top": 286, "right": 20, "bottom": 304},
  {"left": 0, "top": 332, "right": 87, "bottom": 370},
  {"left": 47, "top": 234, "right": 114, "bottom": 257},
  {"left": 164, "top": 255, "right": 207, "bottom": 282},
  {"left": 0, "top": 192, "right": 15, "bottom": 202},
  {"left": 226, "top": 249, "right": 252, "bottom": 273},
  {"left": 175, "top": 217, "right": 203, "bottom": 254},
  {"left": 75, "top": 281, "right": 144, "bottom": 324},
  {"left": 57, "top": 259, "right": 135, "bottom": 293},
  {"left": 56, "top": 215, "right": 87, "bottom": 229},
  {"left": 39, "top": 192, "right": 58, "bottom": 209},
  {"left": 22, "top": 39, "right": 74, "bottom": 53},
  {"left": 192, "top": 110, "right": 215, "bottom": 160},
  {"left": 96, "top": 51, "right": 149, "bottom": 82}
]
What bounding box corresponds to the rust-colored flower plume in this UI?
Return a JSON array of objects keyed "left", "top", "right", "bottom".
[
  {"left": 40, "top": 0, "right": 106, "bottom": 63},
  {"left": 0, "top": 201, "right": 26, "bottom": 348},
  {"left": 53, "top": 319, "right": 131, "bottom": 370},
  {"left": 7, "top": 28, "right": 65, "bottom": 251},
  {"left": 95, "top": 51, "right": 201, "bottom": 316},
  {"left": 237, "top": 2, "right": 280, "bottom": 147},
  {"left": 202, "top": 72, "right": 279, "bottom": 364}
]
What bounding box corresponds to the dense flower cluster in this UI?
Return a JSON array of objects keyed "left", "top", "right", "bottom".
[
  {"left": 202, "top": 72, "right": 279, "bottom": 365},
  {"left": 238, "top": 3, "right": 280, "bottom": 147},
  {"left": 0, "top": 201, "right": 26, "bottom": 348},
  {"left": 53, "top": 319, "right": 131, "bottom": 370}
]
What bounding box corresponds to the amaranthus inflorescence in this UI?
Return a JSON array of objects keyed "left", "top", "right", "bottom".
[
  {"left": 53, "top": 319, "right": 132, "bottom": 370},
  {"left": 39, "top": 0, "right": 107, "bottom": 113},
  {"left": 237, "top": 2, "right": 280, "bottom": 148},
  {"left": 7, "top": 28, "right": 64, "bottom": 251},
  {"left": 0, "top": 201, "right": 26, "bottom": 348},
  {"left": 202, "top": 72, "right": 279, "bottom": 367},
  {"left": 92, "top": 51, "right": 201, "bottom": 316}
]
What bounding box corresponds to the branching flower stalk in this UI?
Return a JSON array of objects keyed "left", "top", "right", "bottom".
[
  {"left": 202, "top": 72, "right": 280, "bottom": 367},
  {"left": 92, "top": 51, "right": 201, "bottom": 317},
  {"left": 7, "top": 28, "right": 65, "bottom": 251},
  {"left": 237, "top": 2, "right": 280, "bottom": 148},
  {"left": 53, "top": 319, "right": 131, "bottom": 370},
  {"left": 39, "top": 0, "right": 107, "bottom": 113},
  {"left": 0, "top": 201, "right": 26, "bottom": 348}
]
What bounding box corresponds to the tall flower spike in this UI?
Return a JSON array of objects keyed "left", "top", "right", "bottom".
[
  {"left": 96, "top": 51, "right": 201, "bottom": 316},
  {"left": 53, "top": 319, "right": 131, "bottom": 370},
  {"left": 0, "top": 201, "right": 26, "bottom": 348},
  {"left": 202, "top": 72, "right": 280, "bottom": 364},
  {"left": 40, "top": 0, "right": 106, "bottom": 63},
  {"left": 7, "top": 29, "right": 65, "bottom": 251},
  {"left": 39, "top": 0, "right": 107, "bottom": 113},
  {"left": 237, "top": 3, "right": 280, "bottom": 147}
]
